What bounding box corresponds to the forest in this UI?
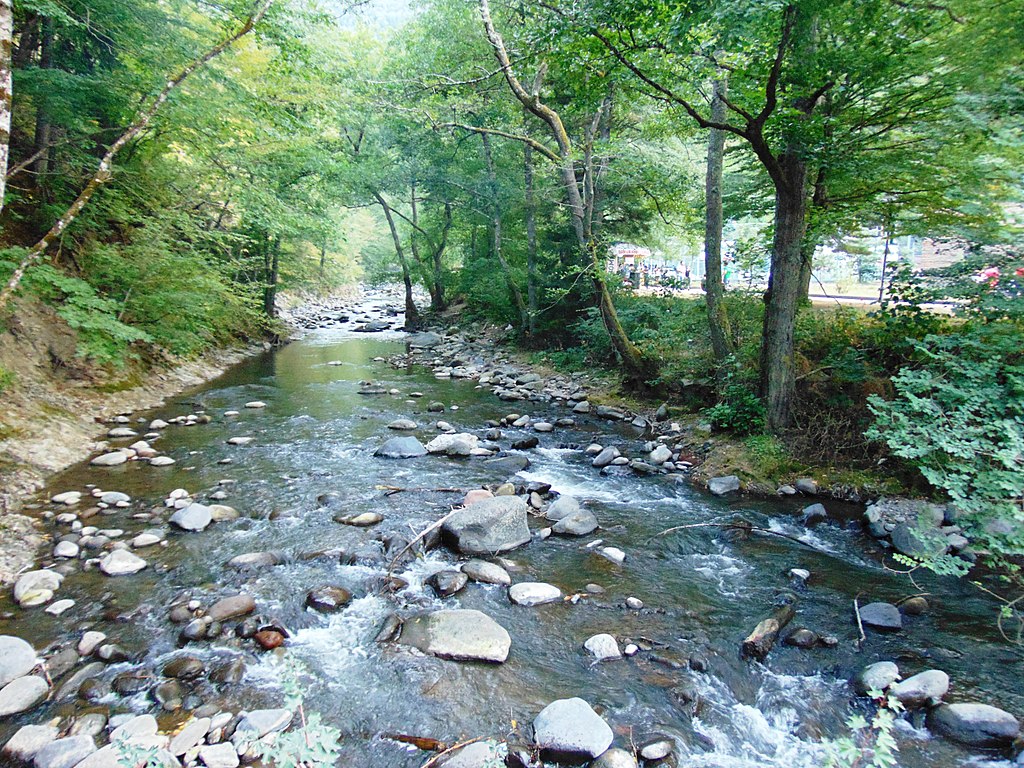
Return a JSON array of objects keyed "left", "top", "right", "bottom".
[{"left": 0, "top": 0, "right": 1022, "bottom": 766}]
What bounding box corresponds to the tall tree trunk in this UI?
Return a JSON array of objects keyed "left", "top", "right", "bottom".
[
  {"left": 429, "top": 201, "right": 450, "bottom": 312},
  {"left": 476, "top": 0, "right": 651, "bottom": 385},
  {"left": 0, "top": 0, "right": 13, "bottom": 220},
  {"left": 31, "top": 18, "right": 53, "bottom": 188},
  {"left": 374, "top": 192, "right": 420, "bottom": 330},
  {"left": 523, "top": 141, "right": 538, "bottom": 336},
  {"left": 319, "top": 234, "right": 327, "bottom": 278},
  {"left": 0, "top": 0, "right": 273, "bottom": 311},
  {"left": 760, "top": 150, "right": 808, "bottom": 433},
  {"left": 705, "top": 78, "right": 734, "bottom": 364},
  {"left": 797, "top": 236, "right": 815, "bottom": 302},
  {"left": 263, "top": 235, "right": 280, "bottom": 318},
  {"left": 482, "top": 133, "right": 528, "bottom": 330}
]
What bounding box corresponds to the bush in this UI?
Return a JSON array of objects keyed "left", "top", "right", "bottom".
[
  {"left": 705, "top": 381, "right": 766, "bottom": 435},
  {"left": 867, "top": 327, "right": 1024, "bottom": 576}
]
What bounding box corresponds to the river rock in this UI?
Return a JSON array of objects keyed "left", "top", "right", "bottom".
[
  {"left": 802, "top": 504, "right": 828, "bottom": 526},
  {"left": 170, "top": 503, "right": 213, "bottom": 532},
  {"left": 407, "top": 331, "right": 443, "bottom": 348},
  {"left": 891, "top": 523, "right": 949, "bottom": 559},
  {"left": 545, "top": 495, "right": 580, "bottom": 521},
  {"left": 100, "top": 491, "right": 131, "bottom": 505},
  {"left": 533, "top": 697, "right": 613, "bottom": 761},
  {"left": 336, "top": 512, "right": 384, "bottom": 527},
  {"left": 484, "top": 455, "right": 530, "bottom": 474},
  {"left": 305, "top": 586, "right": 352, "bottom": 613},
  {"left": 592, "top": 447, "right": 620, "bottom": 468},
  {"left": 551, "top": 510, "right": 599, "bottom": 536},
  {"left": 398, "top": 609, "right": 511, "bottom": 663},
  {"left": 388, "top": 418, "right": 418, "bottom": 430},
  {"left": 927, "top": 702, "right": 1020, "bottom": 747},
  {"left": 169, "top": 717, "right": 211, "bottom": 756},
  {"left": 132, "top": 532, "right": 163, "bottom": 548},
  {"left": 244, "top": 401, "right": 267, "bottom": 409},
  {"left": 32, "top": 736, "right": 96, "bottom": 768},
  {"left": 163, "top": 655, "right": 205, "bottom": 681},
  {"left": 584, "top": 634, "right": 621, "bottom": 660},
  {"left": 889, "top": 669, "right": 949, "bottom": 709},
  {"left": 0, "top": 675, "right": 48, "bottom": 717},
  {"left": 53, "top": 541, "right": 79, "bottom": 559},
  {"left": 592, "top": 748, "right": 638, "bottom": 768},
  {"left": 209, "top": 504, "right": 239, "bottom": 522},
  {"left": 198, "top": 742, "right": 240, "bottom": 768},
  {"left": 234, "top": 708, "right": 293, "bottom": 741},
  {"left": 52, "top": 491, "right": 82, "bottom": 505},
  {"left": 227, "top": 551, "right": 281, "bottom": 569},
  {"left": 375, "top": 436, "right": 427, "bottom": 459},
  {"left": 427, "top": 570, "right": 469, "bottom": 597},
  {"left": 99, "top": 549, "right": 147, "bottom": 576},
  {"left": 854, "top": 661, "right": 901, "bottom": 696},
  {"left": 2, "top": 723, "right": 59, "bottom": 762},
  {"left": 90, "top": 452, "right": 128, "bottom": 467},
  {"left": 649, "top": 445, "right": 673, "bottom": 464},
  {"left": 859, "top": 602, "right": 902, "bottom": 630},
  {"left": 426, "top": 433, "right": 478, "bottom": 456},
  {"left": 0, "top": 636, "right": 38, "bottom": 687},
  {"left": 461, "top": 559, "right": 511, "bottom": 586},
  {"left": 708, "top": 475, "right": 740, "bottom": 496},
  {"left": 14, "top": 569, "right": 62, "bottom": 607},
  {"left": 463, "top": 489, "right": 494, "bottom": 506},
  {"left": 149, "top": 456, "right": 176, "bottom": 466},
  {"left": 442, "top": 496, "right": 531, "bottom": 555},
  {"left": 509, "top": 582, "right": 561, "bottom": 606}
]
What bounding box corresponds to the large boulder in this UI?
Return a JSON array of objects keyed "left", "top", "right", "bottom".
[
  {"left": 890, "top": 523, "right": 949, "bottom": 559},
  {"left": 442, "top": 496, "right": 531, "bottom": 555},
  {"left": 13, "top": 570, "right": 62, "bottom": 607},
  {"left": 169, "top": 503, "right": 213, "bottom": 532},
  {"left": 708, "top": 476, "right": 740, "bottom": 496},
  {"left": 927, "top": 702, "right": 1020, "bottom": 747},
  {"left": 426, "top": 433, "right": 479, "bottom": 457},
  {"left": 853, "top": 661, "right": 900, "bottom": 696},
  {"left": 859, "top": 602, "right": 902, "bottom": 631},
  {"left": 0, "top": 675, "right": 48, "bottom": 717},
  {"left": 545, "top": 495, "right": 580, "bottom": 521},
  {"left": 889, "top": 670, "right": 949, "bottom": 709},
  {"left": 0, "top": 636, "right": 38, "bottom": 687},
  {"left": 398, "top": 609, "right": 511, "bottom": 663},
  {"left": 375, "top": 437, "right": 427, "bottom": 459},
  {"left": 533, "top": 698, "right": 614, "bottom": 761},
  {"left": 551, "top": 510, "right": 599, "bottom": 536}
]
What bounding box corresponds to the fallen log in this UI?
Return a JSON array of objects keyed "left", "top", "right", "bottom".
[{"left": 741, "top": 600, "right": 796, "bottom": 661}]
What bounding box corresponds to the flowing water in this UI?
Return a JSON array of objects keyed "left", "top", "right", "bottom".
[{"left": 2, "top": 299, "right": 1022, "bottom": 767}]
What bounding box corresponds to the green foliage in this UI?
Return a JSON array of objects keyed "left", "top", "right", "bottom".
[
  {"left": 704, "top": 381, "right": 766, "bottom": 436},
  {"left": 0, "top": 366, "right": 14, "bottom": 395},
  {"left": 867, "top": 327, "right": 1024, "bottom": 575},
  {"left": 825, "top": 690, "right": 904, "bottom": 768},
  {"left": 13, "top": 260, "right": 152, "bottom": 367},
  {"left": 744, "top": 434, "right": 800, "bottom": 478},
  {"left": 247, "top": 656, "right": 342, "bottom": 768}
]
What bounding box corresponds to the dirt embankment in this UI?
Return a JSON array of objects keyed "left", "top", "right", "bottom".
[{"left": 0, "top": 299, "right": 262, "bottom": 584}]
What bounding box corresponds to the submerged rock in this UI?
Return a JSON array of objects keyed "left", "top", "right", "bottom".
[{"left": 398, "top": 609, "right": 511, "bottom": 663}]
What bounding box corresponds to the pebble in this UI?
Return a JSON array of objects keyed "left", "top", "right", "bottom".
[
  {"left": 99, "top": 549, "right": 147, "bottom": 576},
  {"left": 78, "top": 631, "right": 107, "bottom": 656},
  {"left": 45, "top": 599, "right": 75, "bottom": 616},
  {"left": 583, "top": 633, "right": 621, "bottom": 660}
]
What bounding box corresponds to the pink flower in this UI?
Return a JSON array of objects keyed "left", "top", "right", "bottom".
[
  {"left": 977, "top": 266, "right": 1001, "bottom": 287},
  {"left": 1016, "top": 267, "right": 1024, "bottom": 277}
]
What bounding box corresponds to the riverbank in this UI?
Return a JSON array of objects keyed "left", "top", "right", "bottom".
[{"left": 0, "top": 299, "right": 268, "bottom": 585}]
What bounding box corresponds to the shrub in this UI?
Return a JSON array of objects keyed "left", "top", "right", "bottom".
[{"left": 867, "top": 328, "right": 1024, "bottom": 576}]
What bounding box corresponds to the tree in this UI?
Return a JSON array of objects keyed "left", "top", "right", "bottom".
[
  {"left": 460, "top": 0, "right": 654, "bottom": 384},
  {"left": 0, "top": 0, "right": 274, "bottom": 311}
]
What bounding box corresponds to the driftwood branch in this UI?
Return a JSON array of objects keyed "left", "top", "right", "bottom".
[
  {"left": 386, "top": 507, "right": 459, "bottom": 578},
  {"left": 0, "top": 0, "right": 273, "bottom": 310},
  {"left": 742, "top": 600, "right": 796, "bottom": 660},
  {"left": 420, "top": 736, "right": 488, "bottom": 768},
  {"left": 650, "top": 520, "right": 824, "bottom": 551}
]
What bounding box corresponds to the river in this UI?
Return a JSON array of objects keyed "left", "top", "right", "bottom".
[{"left": 2, "top": 294, "right": 1021, "bottom": 767}]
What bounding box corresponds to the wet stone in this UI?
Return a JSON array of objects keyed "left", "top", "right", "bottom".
[
  {"left": 163, "top": 655, "right": 206, "bottom": 680},
  {"left": 0, "top": 635, "right": 38, "bottom": 687},
  {"left": 0, "top": 675, "right": 49, "bottom": 716},
  {"left": 427, "top": 570, "right": 468, "bottom": 598},
  {"left": 533, "top": 697, "right": 613, "bottom": 761},
  {"left": 305, "top": 586, "right": 353, "bottom": 613},
  {"left": 860, "top": 602, "right": 902, "bottom": 631}
]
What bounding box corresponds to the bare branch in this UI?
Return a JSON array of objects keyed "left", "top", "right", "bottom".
[{"left": 444, "top": 122, "right": 560, "bottom": 163}]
